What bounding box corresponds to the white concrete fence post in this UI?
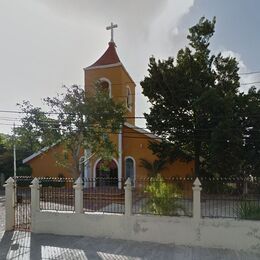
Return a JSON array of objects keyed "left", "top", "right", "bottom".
[
  {"left": 192, "top": 177, "right": 202, "bottom": 220},
  {"left": 4, "top": 177, "right": 15, "bottom": 231},
  {"left": 124, "top": 178, "right": 132, "bottom": 216},
  {"left": 30, "top": 178, "right": 40, "bottom": 212},
  {"left": 30, "top": 178, "right": 40, "bottom": 231},
  {"left": 73, "top": 177, "right": 84, "bottom": 213}
]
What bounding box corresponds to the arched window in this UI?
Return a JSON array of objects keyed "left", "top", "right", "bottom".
[
  {"left": 100, "top": 81, "right": 109, "bottom": 92},
  {"left": 98, "top": 78, "right": 112, "bottom": 97},
  {"left": 126, "top": 86, "right": 132, "bottom": 111},
  {"left": 125, "top": 157, "right": 135, "bottom": 184}
]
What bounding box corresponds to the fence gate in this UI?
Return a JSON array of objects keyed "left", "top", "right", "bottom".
[{"left": 14, "top": 178, "right": 32, "bottom": 231}]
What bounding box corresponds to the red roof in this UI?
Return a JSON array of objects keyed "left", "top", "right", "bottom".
[{"left": 88, "top": 41, "right": 121, "bottom": 68}]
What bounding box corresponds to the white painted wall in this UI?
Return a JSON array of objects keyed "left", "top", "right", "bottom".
[{"left": 33, "top": 211, "right": 260, "bottom": 254}]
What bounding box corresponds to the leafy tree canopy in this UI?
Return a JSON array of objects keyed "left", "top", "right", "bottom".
[
  {"left": 141, "top": 17, "right": 259, "bottom": 177},
  {"left": 16, "top": 85, "right": 126, "bottom": 178}
]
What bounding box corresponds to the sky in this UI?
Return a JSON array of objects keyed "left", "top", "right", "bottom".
[{"left": 0, "top": 0, "right": 260, "bottom": 133}]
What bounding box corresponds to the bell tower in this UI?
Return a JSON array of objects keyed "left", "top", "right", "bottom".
[{"left": 84, "top": 24, "right": 135, "bottom": 125}]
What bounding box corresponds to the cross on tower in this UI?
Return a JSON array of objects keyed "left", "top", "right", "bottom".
[{"left": 106, "top": 22, "right": 118, "bottom": 42}]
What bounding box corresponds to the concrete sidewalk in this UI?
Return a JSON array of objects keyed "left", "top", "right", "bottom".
[{"left": 0, "top": 231, "right": 259, "bottom": 260}]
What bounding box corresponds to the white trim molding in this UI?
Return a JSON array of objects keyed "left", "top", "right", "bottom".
[
  {"left": 23, "top": 142, "right": 59, "bottom": 164},
  {"left": 93, "top": 157, "right": 119, "bottom": 179},
  {"left": 84, "top": 62, "right": 122, "bottom": 71}
]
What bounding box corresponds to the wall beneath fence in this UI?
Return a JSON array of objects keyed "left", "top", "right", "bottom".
[
  {"left": 5, "top": 176, "right": 260, "bottom": 254},
  {"left": 32, "top": 211, "right": 260, "bottom": 254}
]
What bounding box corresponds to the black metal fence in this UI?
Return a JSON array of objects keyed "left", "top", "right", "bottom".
[
  {"left": 15, "top": 176, "right": 32, "bottom": 231},
  {"left": 14, "top": 175, "right": 260, "bottom": 220},
  {"left": 132, "top": 177, "right": 194, "bottom": 217},
  {"left": 83, "top": 178, "right": 125, "bottom": 214},
  {"left": 201, "top": 177, "right": 260, "bottom": 220},
  {"left": 39, "top": 178, "right": 75, "bottom": 212}
]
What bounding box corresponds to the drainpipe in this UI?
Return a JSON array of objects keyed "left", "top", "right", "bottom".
[{"left": 118, "top": 125, "right": 123, "bottom": 189}]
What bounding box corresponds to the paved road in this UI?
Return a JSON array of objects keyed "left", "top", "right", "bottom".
[
  {"left": 0, "top": 231, "right": 260, "bottom": 260},
  {"left": 0, "top": 192, "right": 259, "bottom": 259}
]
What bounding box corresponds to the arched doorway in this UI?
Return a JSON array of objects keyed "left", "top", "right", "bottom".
[{"left": 95, "top": 159, "right": 118, "bottom": 187}]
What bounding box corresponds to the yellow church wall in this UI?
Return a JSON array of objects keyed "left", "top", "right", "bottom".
[
  {"left": 84, "top": 66, "right": 135, "bottom": 125},
  {"left": 29, "top": 127, "right": 194, "bottom": 180},
  {"left": 122, "top": 126, "right": 194, "bottom": 179},
  {"left": 30, "top": 144, "right": 84, "bottom": 179}
]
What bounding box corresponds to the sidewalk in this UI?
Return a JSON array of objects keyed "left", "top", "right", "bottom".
[{"left": 0, "top": 231, "right": 259, "bottom": 260}]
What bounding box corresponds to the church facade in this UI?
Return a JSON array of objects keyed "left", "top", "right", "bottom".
[{"left": 23, "top": 28, "right": 194, "bottom": 184}]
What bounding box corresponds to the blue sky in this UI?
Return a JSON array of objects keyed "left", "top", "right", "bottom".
[
  {"left": 182, "top": 0, "right": 260, "bottom": 70},
  {"left": 0, "top": 0, "right": 259, "bottom": 133}
]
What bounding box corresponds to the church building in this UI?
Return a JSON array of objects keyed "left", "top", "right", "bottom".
[{"left": 23, "top": 24, "right": 194, "bottom": 185}]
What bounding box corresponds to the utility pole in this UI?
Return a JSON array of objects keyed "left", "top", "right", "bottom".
[
  {"left": 13, "top": 123, "right": 16, "bottom": 178},
  {"left": 13, "top": 123, "right": 17, "bottom": 205}
]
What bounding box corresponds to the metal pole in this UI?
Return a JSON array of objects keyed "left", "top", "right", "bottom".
[
  {"left": 13, "top": 123, "right": 16, "bottom": 178},
  {"left": 13, "top": 123, "right": 17, "bottom": 205},
  {"left": 13, "top": 144, "right": 16, "bottom": 178}
]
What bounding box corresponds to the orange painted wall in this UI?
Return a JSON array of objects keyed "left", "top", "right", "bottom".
[
  {"left": 122, "top": 126, "right": 194, "bottom": 179},
  {"left": 29, "top": 127, "right": 194, "bottom": 179},
  {"left": 30, "top": 144, "right": 84, "bottom": 179},
  {"left": 84, "top": 66, "right": 135, "bottom": 125}
]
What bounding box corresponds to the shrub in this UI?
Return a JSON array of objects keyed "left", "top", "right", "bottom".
[
  {"left": 144, "top": 175, "right": 185, "bottom": 216},
  {"left": 236, "top": 201, "right": 260, "bottom": 220}
]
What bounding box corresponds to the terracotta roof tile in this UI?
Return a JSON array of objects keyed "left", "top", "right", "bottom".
[{"left": 88, "top": 41, "right": 121, "bottom": 68}]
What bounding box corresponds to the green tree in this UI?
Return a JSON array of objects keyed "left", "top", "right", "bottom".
[
  {"left": 19, "top": 85, "right": 126, "bottom": 178},
  {"left": 139, "top": 158, "right": 167, "bottom": 177},
  {"left": 0, "top": 133, "right": 32, "bottom": 179},
  {"left": 15, "top": 101, "right": 60, "bottom": 154},
  {"left": 141, "top": 17, "right": 242, "bottom": 177},
  {"left": 242, "top": 87, "right": 260, "bottom": 176}
]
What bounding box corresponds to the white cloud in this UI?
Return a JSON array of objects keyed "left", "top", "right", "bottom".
[
  {"left": 221, "top": 50, "right": 260, "bottom": 93},
  {"left": 0, "top": 0, "right": 194, "bottom": 132}
]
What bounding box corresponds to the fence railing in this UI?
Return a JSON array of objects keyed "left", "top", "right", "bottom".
[
  {"left": 83, "top": 178, "right": 125, "bottom": 214},
  {"left": 14, "top": 176, "right": 32, "bottom": 230},
  {"left": 6, "top": 175, "right": 260, "bottom": 221},
  {"left": 201, "top": 177, "right": 260, "bottom": 219},
  {"left": 39, "top": 178, "right": 75, "bottom": 212}
]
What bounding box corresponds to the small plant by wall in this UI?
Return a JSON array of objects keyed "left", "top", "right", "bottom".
[
  {"left": 237, "top": 200, "right": 260, "bottom": 220},
  {"left": 143, "top": 175, "right": 185, "bottom": 216}
]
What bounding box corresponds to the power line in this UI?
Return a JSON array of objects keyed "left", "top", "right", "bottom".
[
  {"left": 0, "top": 110, "right": 146, "bottom": 118},
  {"left": 239, "top": 71, "right": 260, "bottom": 76},
  {"left": 5, "top": 111, "right": 260, "bottom": 120},
  {"left": 241, "top": 81, "right": 260, "bottom": 86},
  {"left": 3, "top": 116, "right": 260, "bottom": 132},
  {"left": 0, "top": 125, "right": 256, "bottom": 143},
  {"left": 2, "top": 120, "right": 260, "bottom": 137}
]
